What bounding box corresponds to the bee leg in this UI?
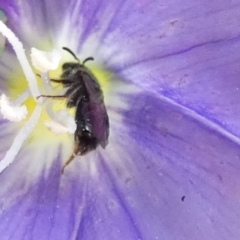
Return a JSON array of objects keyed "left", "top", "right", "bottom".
[
  {"left": 61, "top": 154, "right": 75, "bottom": 173},
  {"left": 36, "top": 74, "right": 72, "bottom": 85},
  {"left": 50, "top": 79, "right": 73, "bottom": 84},
  {"left": 37, "top": 94, "right": 67, "bottom": 100}
]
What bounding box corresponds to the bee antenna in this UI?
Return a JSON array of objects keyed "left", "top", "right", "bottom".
[
  {"left": 62, "top": 47, "right": 80, "bottom": 63},
  {"left": 83, "top": 57, "right": 94, "bottom": 65}
]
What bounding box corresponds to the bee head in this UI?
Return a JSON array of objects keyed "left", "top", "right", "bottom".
[
  {"left": 62, "top": 62, "right": 80, "bottom": 71},
  {"left": 62, "top": 47, "right": 94, "bottom": 71},
  {"left": 74, "top": 129, "right": 98, "bottom": 155}
]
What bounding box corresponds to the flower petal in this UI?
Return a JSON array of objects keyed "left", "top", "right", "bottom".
[
  {"left": 103, "top": 1, "right": 240, "bottom": 138},
  {"left": 0, "top": 90, "right": 240, "bottom": 239},
  {"left": 41, "top": 0, "right": 240, "bottom": 139},
  {"left": 0, "top": 0, "right": 69, "bottom": 47},
  {"left": 95, "top": 91, "right": 240, "bottom": 239},
  {"left": 0, "top": 0, "right": 239, "bottom": 240}
]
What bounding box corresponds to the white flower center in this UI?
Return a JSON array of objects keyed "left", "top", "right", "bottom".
[
  {"left": 0, "top": 94, "right": 28, "bottom": 121},
  {"left": 31, "top": 47, "right": 62, "bottom": 73},
  {"left": 0, "top": 21, "right": 76, "bottom": 173}
]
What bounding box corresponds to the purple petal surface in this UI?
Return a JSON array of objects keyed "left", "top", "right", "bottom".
[
  {"left": 0, "top": 0, "right": 239, "bottom": 240},
  {"left": 1, "top": 91, "right": 240, "bottom": 240}
]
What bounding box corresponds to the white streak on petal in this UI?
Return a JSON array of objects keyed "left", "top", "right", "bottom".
[
  {"left": 0, "top": 94, "right": 28, "bottom": 122},
  {"left": 44, "top": 110, "right": 76, "bottom": 134},
  {"left": 44, "top": 121, "right": 70, "bottom": 134},
  {"left": 56, "top": 110, "right": 76, "bottom": 133},
  {"left": 31, "top": 48, "right": 62, "bottom": 72},
  {"left": 0, "top": 105, "right": 42, "bottom": 173},
  {"left": 0, "top": 21, "right": 40, "bottom": 100},
  {"left": 79, "top": 6, "right": 117, "bottom": 58}
]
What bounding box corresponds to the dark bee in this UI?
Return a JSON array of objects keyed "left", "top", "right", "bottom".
[{"left": 38, "top": 47, "right": 109, "bottom": 171}]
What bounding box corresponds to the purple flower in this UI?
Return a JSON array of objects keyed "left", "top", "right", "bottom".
[{"left": 0, "top": 0, "right": 240, "bottom": 239}]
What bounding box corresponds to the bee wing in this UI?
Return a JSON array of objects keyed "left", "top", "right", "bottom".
[
  {"left": 82, "top": 72, "right": 109, "bottom": 148},
  {"left": 87, "top": 101, "right": 109, "bottom": 148}
]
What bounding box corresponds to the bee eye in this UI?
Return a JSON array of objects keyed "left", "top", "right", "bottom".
[
  {"left": 62, "top": 62, "right": 77, "bottom": 70},
  {"left": 62, "top": 63, "right": 71, "bottom": 69}
]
